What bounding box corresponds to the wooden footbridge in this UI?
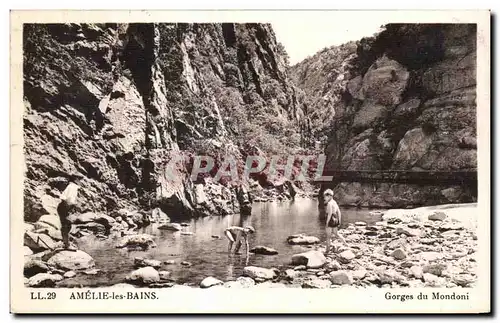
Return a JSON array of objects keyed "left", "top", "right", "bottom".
[{"left": 316, "top": 170, "right": 477, "bottom": 188}]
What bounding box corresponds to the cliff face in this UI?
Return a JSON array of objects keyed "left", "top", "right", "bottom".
[
  {"left": 291, "top": 24, "right": 477, "bottom": 208},
  {"left": 23, "top": 23, "right": 305, "bottom": 222}
]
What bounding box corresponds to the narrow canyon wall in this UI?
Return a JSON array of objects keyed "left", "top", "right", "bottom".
[{"left": 23, "top": 23, "right": 306, "bottom": 222}]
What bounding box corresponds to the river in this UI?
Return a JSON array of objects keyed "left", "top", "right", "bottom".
[{"left": 62, "top": 198, "right": 383, "bottom": 287}]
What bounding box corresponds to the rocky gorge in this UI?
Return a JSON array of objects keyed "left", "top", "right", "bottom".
[
  {"left": 23, "top": 22, "right": 309, "bottom": 225},
  {"left": 22, "top": 23, "right": 479, "bottom": 289},
  {"left": 291, "top": 24, "right": 477, "bottom": 208}
]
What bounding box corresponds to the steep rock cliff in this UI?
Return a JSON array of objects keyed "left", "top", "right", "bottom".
[
  {"left": 23, "top": 23, "right": 305, "bottom": 222},
  {"left": 291, "top": 24, "right": 477, "bottom": 207}
]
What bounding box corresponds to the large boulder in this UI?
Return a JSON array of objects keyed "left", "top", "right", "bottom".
[
  {"left": 115, "top": 234, "right": 156, "bottom": 250},
  {"left": 37, "top": 214, "right": 62, "bottom": 230},
  {"left": 47, "top": 250, "right": 95, "bottom": 271},
  {"left": 200, "top": 277, "right": 223, "bottom": 288},
  {"left": 24, "top": 231, "right": 61, "bottom": 252},
  {"left": 125, "top": 267, "right": 160, "bottom": 285},
  {"left": 392, "top": 128, "right": 433, "bottom": 169},
  {"left": 24, "top": 259, "right": 50, "bottom": 277},
  {"left": 287, "top": 234, "right": 320, "bottom": 245},
  {"left": 28, "top": 273, "right": 63, "bottom": 287},
  {"left": 291, "top": 250, "right": 326, "bottom": 269},
  {"left": 242, "top": 266, "right": 278, "bottom": 281},
  {"left": 33, "top": 226, "right": 63, "bottom": 241},
  {"left": 250, "top": 246, "right": 278, "bottom": 255}
]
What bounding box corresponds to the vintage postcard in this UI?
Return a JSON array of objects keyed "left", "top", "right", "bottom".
[{"left": 10, "top": 10, "right": 490, "bottom": 314}]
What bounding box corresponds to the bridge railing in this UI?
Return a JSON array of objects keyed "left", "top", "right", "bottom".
[{"left": 315, "top": 169, "right": 478, "bottom": 185}]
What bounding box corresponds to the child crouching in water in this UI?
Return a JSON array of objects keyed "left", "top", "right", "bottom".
[{"left": 224, "top": 225, "right": 255, "bottom": 256}]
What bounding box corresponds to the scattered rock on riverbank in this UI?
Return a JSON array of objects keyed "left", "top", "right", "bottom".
[
  {"left": 287, "top": 234, "right": 320, "bottom": 245},
  {"left": 330, "top": 271, "right": 353, "bottom": 285},
  {"left": 200, "top": 277, "right": 223, "bottom": 288},
  {"left": 158, "top": 223, "right": 182, "bottom": 231},
  {"left": 279, "top": 205, "right": 477, "bottom": 289},
  {"left": 428, "top": 212, "right": 447, "bottom": 221},
  {"left": 115, "top": 234, "right": 156, "bottom": 250},
  {"left": 243, "top": 266, "right": 278, "bottom": 281},
  {"left": 24, "top": 259, "right": 50, "bottom": 277},
  {"left": 291, "top": 250, "right": 326, "bottom": 269},
  {"left": 134, "top": 257, "right": 162, "bottom": 269},
  {"left": 250, "top": 246, "right": 279, "bottom": 255},
  {"left": 63, "top": 271, "right": 76, "bottom": 278},
  {"left": 159, "top": 271, "right": 171, "bottom": 280},
  {"left": 47, "top": 250, "right": 95, "bottom": 271},
  {"left": 302, "top": 278, "right": 332, "bottom": 289},
  {"left": 125, "top": 267, "right": 160, "bottom": 285},
  {"left": 28, "top": 273, "right": 63, "bottom": 287}
]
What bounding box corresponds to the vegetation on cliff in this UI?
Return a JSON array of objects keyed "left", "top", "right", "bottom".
[{"left": 23, "top": 23, "right": 310, "bottom": 221}]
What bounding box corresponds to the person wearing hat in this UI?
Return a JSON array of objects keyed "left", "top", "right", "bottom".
[
  {"left": 224, "top": 225, "right": 256, "bottom": 256},
  {"left": 323, "top": 188, "right": 346, "bottom": 254}
]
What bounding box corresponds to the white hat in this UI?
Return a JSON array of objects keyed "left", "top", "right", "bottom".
[
  {"left": 323, "top": 189, "right": 334, "bottom": 196},
  {"left": 244, "top": 225, "right": 255, "bottom": 233}
]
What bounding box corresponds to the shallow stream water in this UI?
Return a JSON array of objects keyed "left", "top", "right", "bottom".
[{"left": 63, "top": 198, "right": 382, "bottom": 287}]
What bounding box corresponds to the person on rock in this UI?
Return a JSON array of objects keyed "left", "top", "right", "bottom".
[
  {"left": 56, "top": 182, "right": 80, "bottom": 251},
  {"left": 224, "top": 225, "right": 255, "bottom": 256},
  {"left": 323, "top": 189, "right": 346, "bottom": 254}
]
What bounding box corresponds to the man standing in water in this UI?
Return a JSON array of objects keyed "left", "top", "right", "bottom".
[
  {"left": 323, "top": 189, "right": 346, "bottom": 254},
  {"left": 56, "top": 181, "right": 80, "bottom": 251},
  {"left": 224, "top": 225, "right": 255, "bottom": 256}
]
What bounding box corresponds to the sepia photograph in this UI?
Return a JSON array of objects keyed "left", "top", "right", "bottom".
[{"left": 10, "top": 9, "right": 490, "bottom": 314}]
